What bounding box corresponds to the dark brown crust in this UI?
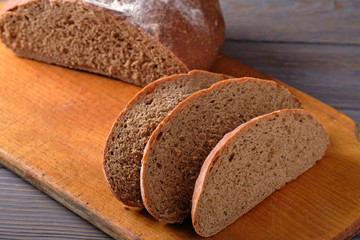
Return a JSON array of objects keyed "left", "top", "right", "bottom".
[
  {"left": 0, "top": 0, "right": 225, "bottom": 72},
  {"left": 102, "top": 167, "right": 141, "bottom": 207},
  {"left": 191, "top": 109, "right": 330, "bottom": 237},
  {"left": 103, "top": 70, "right": 231, "bottom": 208},
  {"left": 140, "top": 77, "right": 302, "bottom": 223}
]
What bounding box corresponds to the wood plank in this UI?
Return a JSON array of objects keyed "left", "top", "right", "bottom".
[
  {"left": 0, "top": 168, "right": 111, "bottom": 239},
  {"left": 1, "top": 0, "right": 358, "bottom": 45},
  {"left": 6, "top": 164, "right": 360, "bottom": 240},
  {"left": 0, "top": 37, "right": 360, "bottom": 240},
  {"left": 221, "top": 40, "right": 360, "bottom": 124},
  {"left": 1, "top": 39, "right": 360, "bottom": 239},
  {"left": 0, "top": 1, "right": 357, "bottom": 238},
  {"left": 220, "top": 0, "right": 360, "bottom": 44}
]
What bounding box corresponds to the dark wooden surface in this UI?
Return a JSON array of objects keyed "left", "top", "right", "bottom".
[
  {"left": 0, "top": 0, "right": 359, "bottom": 239},
  {"left": 221, "top": 0, "right": 360, "bottom": 44}
]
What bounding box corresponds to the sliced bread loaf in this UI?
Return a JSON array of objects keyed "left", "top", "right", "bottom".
[
  {"left": 0, "top": 0, "right": 225, "bottom": 86},
  {"left": 140, "top": 78, "right": 302, "bottom": 223},
  {"left": 103, "top": 70, "right": 230, "bottom": 207},
  {"left": 192, "top": 109, "right": 329, "bottom": 237}
]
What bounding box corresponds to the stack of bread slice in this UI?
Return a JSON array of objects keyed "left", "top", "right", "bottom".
[
  {"left": 104, "top": 70, "right": 231, "bottom": 207},
  {"left": 103, "top": 70, "right": 329, "bottom": 237}
]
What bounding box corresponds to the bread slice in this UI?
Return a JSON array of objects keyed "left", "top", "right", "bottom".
[
  {"left": 0, "top": 0, "right": 225, "bottom": 86},
  {"left": 140, "top": 78, "right": 302, "bottom": 223},
  {"left": 192, "top": 109, "right": 329, "bottom": 237},
  {"left": 103, "top": 70, "right": 231, "bottom": 207}
]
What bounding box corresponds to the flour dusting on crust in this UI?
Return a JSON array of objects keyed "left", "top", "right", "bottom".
[{"left": 83, "top": 0, "right": 210, "bottom": 39}]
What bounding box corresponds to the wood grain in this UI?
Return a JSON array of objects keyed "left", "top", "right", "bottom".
[
  {"left": 0, "top": 34, "right": 360, "bottom": 240},
  {"left": 1, "top": 159, "right": 359, "bottom": 240},
  {"left": 220, "top": 0, "right": 360, "bottom": 45},
  {"left": 221, "top": 40, "right": 360, "bottom": 125},
  {"left": 1, "top": 0, "right": 360, "bottom": 239},
  {"left": 0, "top": 0, "right": 359, "bottom": 44},
  {"left": 0, "top": 169, "right": 111, "bottom": 239},
  {"left": 2, "top": 37, "right": 360, "bottom": 238}
]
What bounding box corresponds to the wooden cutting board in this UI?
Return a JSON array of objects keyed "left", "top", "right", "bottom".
[{"left": 1, "top": 20, "right": 360, "bottom": 240}]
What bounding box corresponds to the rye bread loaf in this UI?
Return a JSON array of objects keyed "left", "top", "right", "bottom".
[
  {"left": 103, "top": 70, "right": 230, "bottom": 207},
  {"left": 0, "top": 0, "right": 225, "bottom": 86},
  {"left": 192, "top": 109, "right": 330, "bottom": 237},
  {"left": 140, "top": 78, "right": 302, "bottom": 223}
]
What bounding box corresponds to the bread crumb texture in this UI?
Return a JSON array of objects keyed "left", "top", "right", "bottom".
[
  {"left": 192, "top": 109, "right": 329, "bottom": 237},
  {"left": 103, "top": 71, "right": 229, "bottom": 207},
  {"left": 141, "top": 78, "right": 301, "bottom": 223},
  {"left": 0, "top": 0, "right": 225, "bottom": 86}
]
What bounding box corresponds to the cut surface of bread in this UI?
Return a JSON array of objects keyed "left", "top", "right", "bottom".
[
  {"left": 0, "top": 0, "right": 225, "bottom": 86},
  {"left": 103, "top": 70, "right": 231, "bottom": 207},
  {"left": 192, "top": 109, "right": 330, "bottom": 237},
  {"left": 140, "top": 78, "right": 302, "bottom": 223}
]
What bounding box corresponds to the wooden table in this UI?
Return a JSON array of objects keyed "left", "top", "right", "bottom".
[{"left": 0, "top": 0, "right": 359, "bottom": 239}]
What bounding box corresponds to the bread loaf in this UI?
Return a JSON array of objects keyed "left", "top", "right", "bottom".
[
  {"left": 140, "top": 78, "right": 301, "bottom": 223},
  {"left": 0, "top": 0, "right": 225, "bottom": 86},
  {"left": 192, "top": 109, "right": 329, "bottom": 237},
  {"left": 103, "top": 70, "right": 230, "bottom": 207}
]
